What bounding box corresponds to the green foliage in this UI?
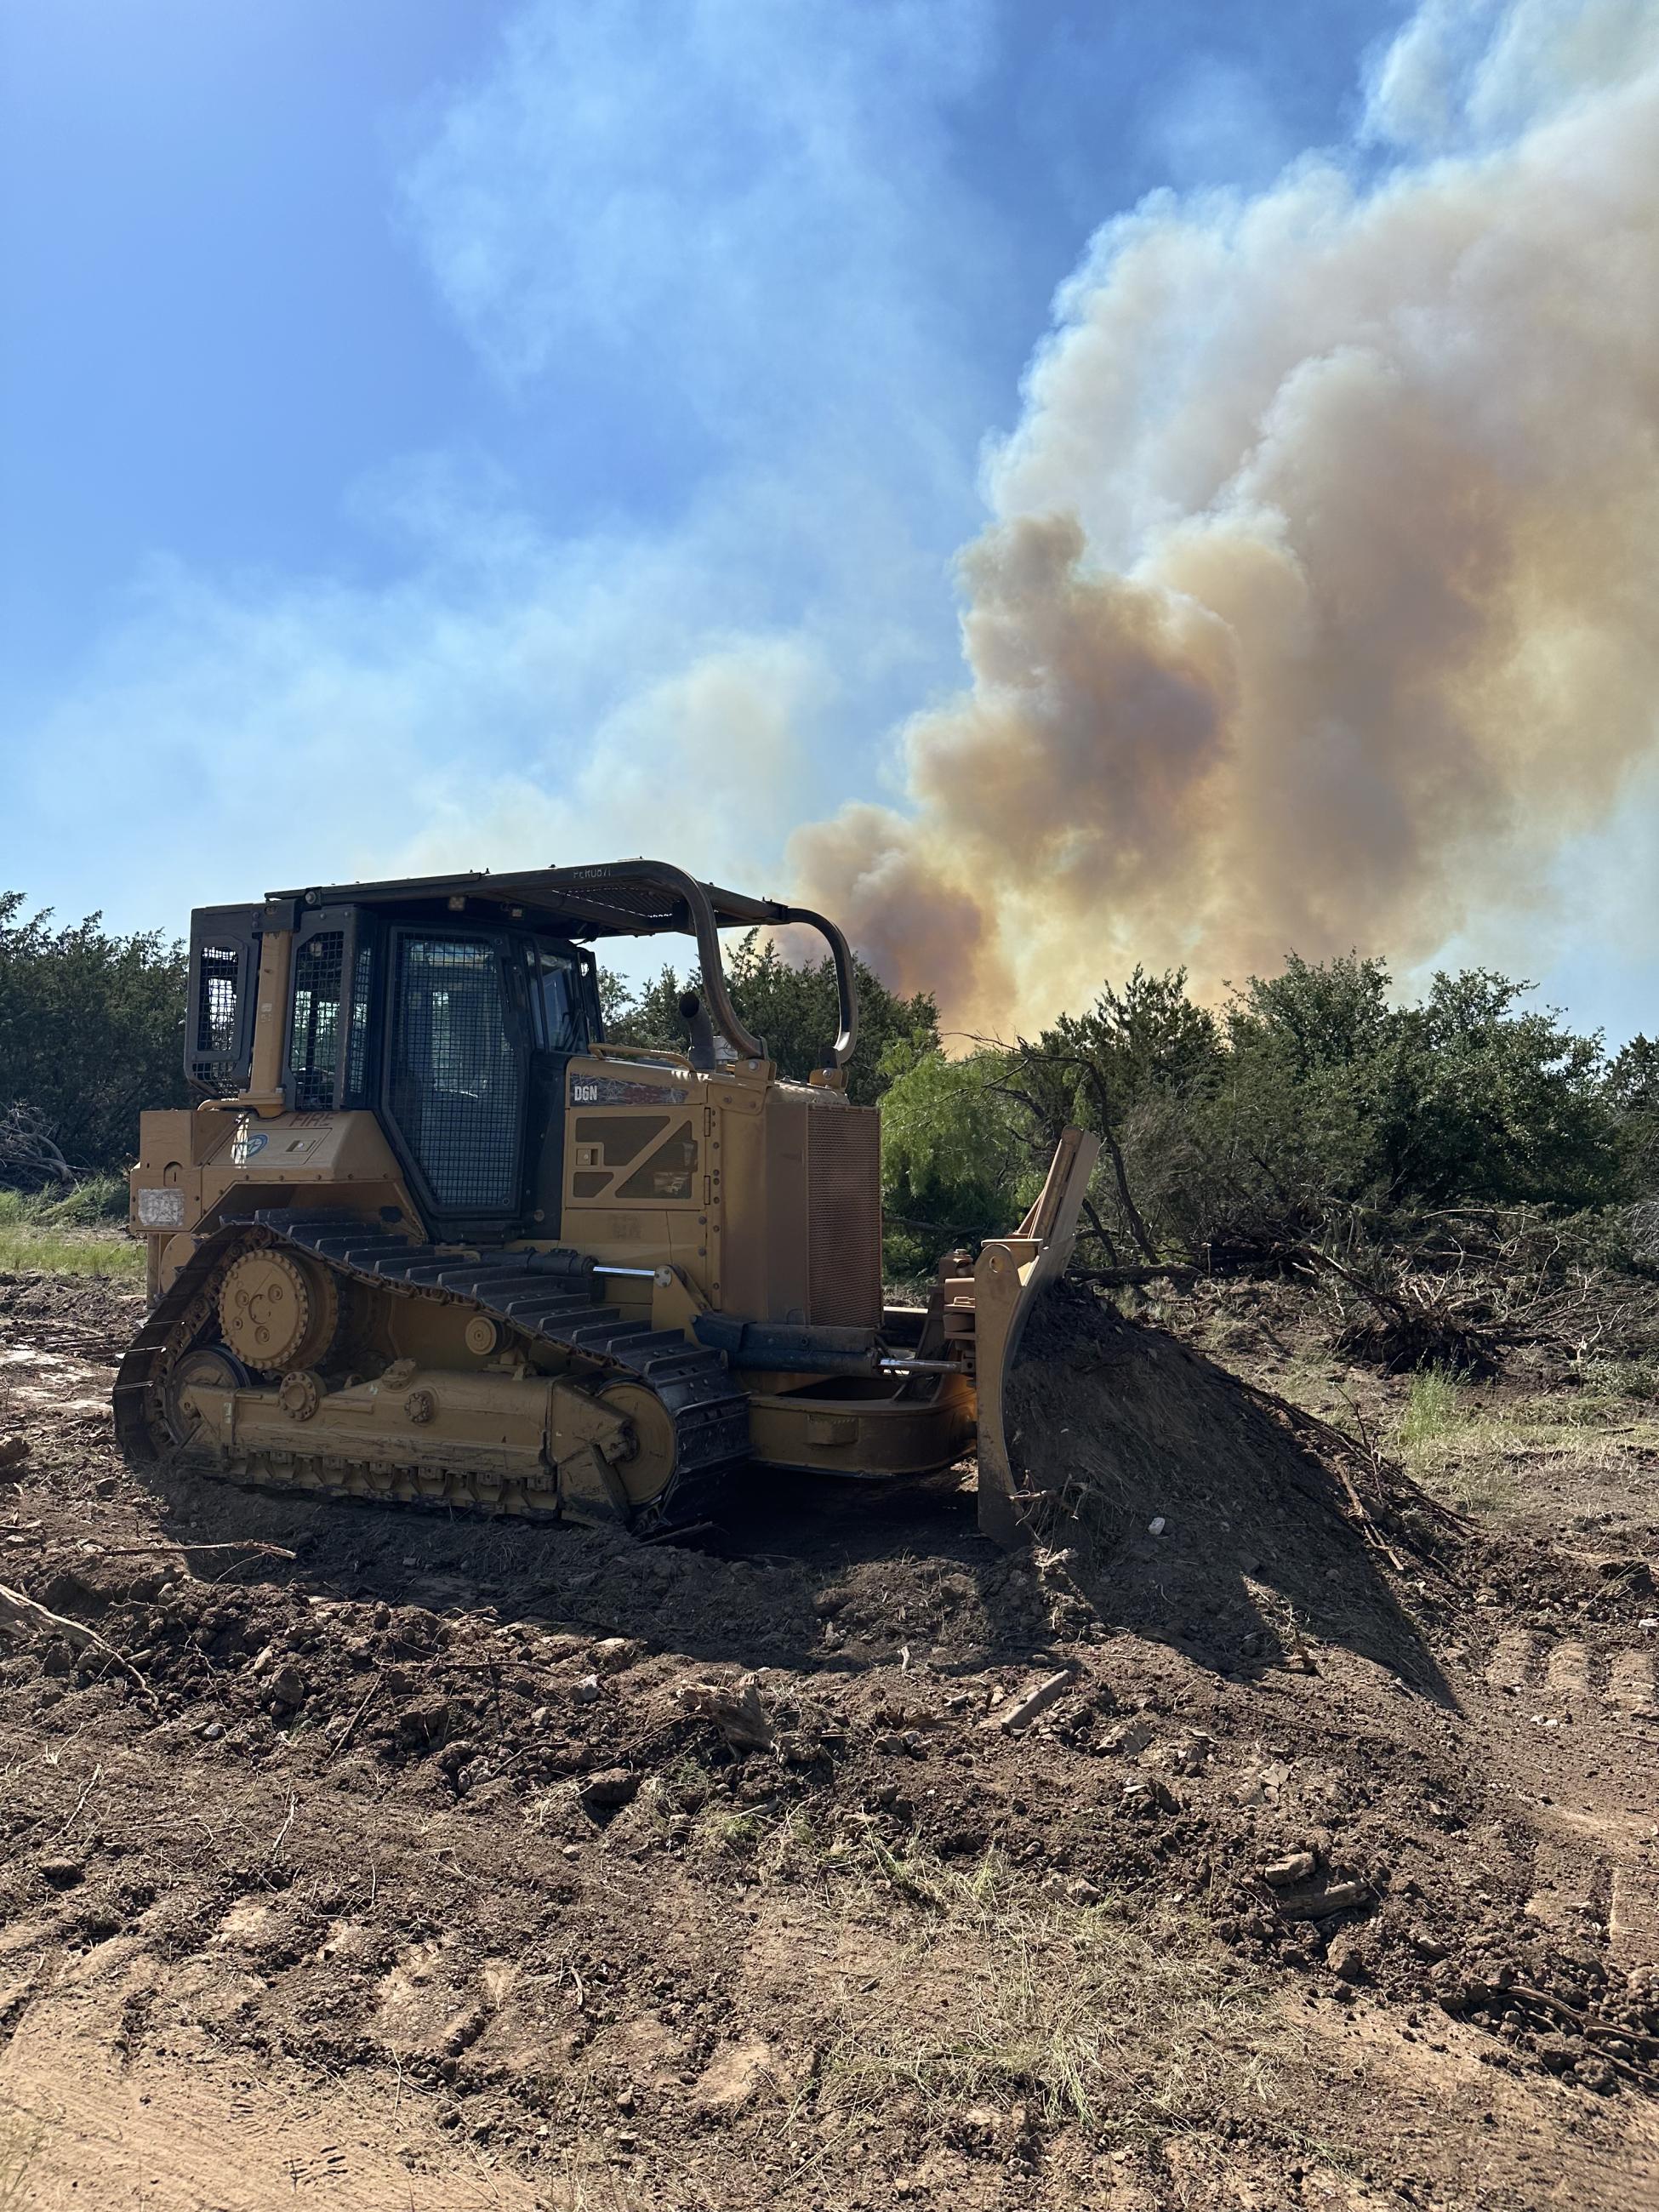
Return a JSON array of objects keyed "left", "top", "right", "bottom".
[
  {"left": 1605, "top": 1032, "right": 1659, "bottom": 1186},
  {"left": 0, "top": 894, "right": 190, "bottom": 1177},
  {"left": 602, "top": 962, "right": 687, "bottom": 1050},
  {"left": 603, "top": 932, "right": 939, "bottom": 1109},
  {"left": 1222, "top": 961, "right": 1620, "bottom": 1215},
  {"left": 885, "top": 946, "right": 1636, "bottom": 1274},
  {"left": 1011, "top": 969, "right": 1225, "bottom": 1131},
  {"left": 880, "top": 1050, "right": 1028, "bottom": 1276}
]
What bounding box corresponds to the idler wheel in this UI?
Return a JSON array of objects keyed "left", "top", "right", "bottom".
[
  {"left": 595, "top": 1380, "right": 679, "bottom": 1508},
  {"left": 217, "top": 1249, "right": 339, "bottom": 1374},
  {"left": 163, "top": 1344, "right": 250, "bottom": 1446}
]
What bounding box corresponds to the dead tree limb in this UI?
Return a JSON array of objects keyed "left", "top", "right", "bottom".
[{"left": 0, "top": 1580, "right": 157, "bottom": 1707}]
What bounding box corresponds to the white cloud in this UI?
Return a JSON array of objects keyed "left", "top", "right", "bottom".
[
  {"left": 401, "top": 0, "right": 995, "bottom": 443},
  {"left": 7, "top": 0, "right": 1006, "bottom": 939}
]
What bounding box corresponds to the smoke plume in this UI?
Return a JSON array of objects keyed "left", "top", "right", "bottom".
[{"left": 790, "top": 0, "right": 1659, "bottom": 1032}]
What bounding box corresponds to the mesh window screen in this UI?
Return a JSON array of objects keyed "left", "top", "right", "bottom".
[
  {"left": 196, "top": 947, "right": 240, "bottom": 1056},
  {"left": 291, "top": 932, "right": 345, "bottom": 1109},
  {"left": 391, "top": 937, "right": 522, "bottom": 1213},
  {"left": 347, "top": 941, "right": 373, "bottom": 1097}
]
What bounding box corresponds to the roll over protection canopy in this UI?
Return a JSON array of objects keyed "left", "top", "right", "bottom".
[{"left": 262, "top": 858, "right": 858, "bottom": 1075}]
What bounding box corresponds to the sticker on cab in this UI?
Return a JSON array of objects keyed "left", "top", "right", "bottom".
[{"left": 569, "top": 1075, "right": 688, "bottom": 1107}]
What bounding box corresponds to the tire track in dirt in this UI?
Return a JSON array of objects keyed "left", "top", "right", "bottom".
[
  {"left": 0, "top": 1959, "right": 542, "bottom": 2209},
  {"left": 1479, "top": 1631, "right": 1659, "bottom": 1975}
]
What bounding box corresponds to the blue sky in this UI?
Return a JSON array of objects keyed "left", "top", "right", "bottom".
[{"left": 3, "top": 0, "right": 1656, "bottom": 1038}]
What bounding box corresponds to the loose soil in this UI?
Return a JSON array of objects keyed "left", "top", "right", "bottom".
[{"left": 0, "top": 1263, "right": 1654, "bottom": 2209}]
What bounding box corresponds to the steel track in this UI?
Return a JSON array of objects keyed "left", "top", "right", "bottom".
[{"left": 112, "top": 1206, "right": 750, "bottom": 1532}]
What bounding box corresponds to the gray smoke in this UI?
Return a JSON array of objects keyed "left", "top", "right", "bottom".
[{"left": 790, "top": 0, "right": 1659, "bottom": 1029}]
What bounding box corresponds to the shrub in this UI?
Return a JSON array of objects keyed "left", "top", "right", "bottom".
[
  {"left": 0, "top": 894, "right": 189, "bottom": 1177},
  {"left": 880, "top": 1049, "right": 1029, "bottom": 1277}
]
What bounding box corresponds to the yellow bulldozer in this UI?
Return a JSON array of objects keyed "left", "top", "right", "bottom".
[{"left": 117, "top": 862, "right": 1097, "bottom": 1542}]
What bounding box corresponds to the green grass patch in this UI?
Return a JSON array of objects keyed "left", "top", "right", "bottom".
[
  {"left": 0, "top": 1179, "right": 142, "bottom": 1280},
  {"left": 1391, "top": 1360, "right": 1659, "bottom": 1519},
  {"left": 1399, "top": 1368, "right": 1466, "bottom": 1449}
]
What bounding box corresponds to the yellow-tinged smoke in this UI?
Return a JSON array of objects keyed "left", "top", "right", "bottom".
[{"left": 790, "top": 1, "right": 1659, "bottom": 1032}]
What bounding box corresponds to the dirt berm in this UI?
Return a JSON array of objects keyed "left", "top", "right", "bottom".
[{"left": 1005, "top": 1278, "right": 1457, "bottom": 1692}]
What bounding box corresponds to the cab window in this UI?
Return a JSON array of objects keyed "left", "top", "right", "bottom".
[{"left": 528, "top": 942, "right": 586, "bottom": 1053}]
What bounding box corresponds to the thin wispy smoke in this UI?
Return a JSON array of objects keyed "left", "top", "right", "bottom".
[{"left": 790, "top": 0, "right": 1659, "bottom": 1031}]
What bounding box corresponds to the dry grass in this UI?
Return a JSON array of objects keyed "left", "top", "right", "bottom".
[
  {"left": 0, "top": 2109, "right": 41, "bottom": 2208},
  {"left": 700, "top": 1815, "right": 1303, "bottom": 2167}
]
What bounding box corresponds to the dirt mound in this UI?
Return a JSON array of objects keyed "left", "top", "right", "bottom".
[{"left": 1006, "top": 1280, "right": 1457, "bottom": 1690}]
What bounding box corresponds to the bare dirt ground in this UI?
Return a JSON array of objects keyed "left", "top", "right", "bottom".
[{"left": 0, "top": 1264, "right": 1654, "bottom": 2210}]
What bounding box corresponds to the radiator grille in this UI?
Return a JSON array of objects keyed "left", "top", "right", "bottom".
[
  {"left": 389, "top": 936, "right": 522, "bottom": 1213},
  {"left": 807, "top": 1105, "right": 881, "bottom": 1328},
  {"left": 291, "top": 932, "right": 345, "bottom": 1109}
]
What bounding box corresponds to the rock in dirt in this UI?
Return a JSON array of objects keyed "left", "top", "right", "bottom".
[
  {"left": 590, "top": 1636, "right": 642, "bottom": 1673},
  {"left": 985, "top": 1668, "right": 1072, "bottom": 1732},
  {"left": 1272, "top": 1878, "right": 1370, "bottom": 1921},
  {"left": 1120, "top": 1776, "right": 1179, "bottom": 1817},
  {"left": 579, "top": 1767, "right": 639, "bottom": 1812},
  {"left": 264, "top": 1665, "right": 307, "bottom": 1711},
  {"left": 394, "top": 1697, "right": 454, "bottom": 1748},
  {"left": 1161, "top": 1730, "right": 1215, "bottom": 1775},
  {"left": 1327, "top": 1934, "right": 1369, "bottom": 1982},
  {"left": 1099, "top": 1716, "right": 1154, "bottom": 1756},
  {"left": 692, "top": 2037, "right": 784, "bottom": 2114},
  {"left": 1234, "top": 1757, "right": 1292, "bottom": 1806},
  {"left": 1262, "top": 1850, "right": 1319, "bottom": 1887}
]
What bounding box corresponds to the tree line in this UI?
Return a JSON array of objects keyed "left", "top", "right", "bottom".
[{"left": 5, "top": 891, "right": 1657, "bottom": 1289}]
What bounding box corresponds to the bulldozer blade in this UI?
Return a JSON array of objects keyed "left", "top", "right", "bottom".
[{"left": 973, "top": 1125, "right": 1103, "bottom": 1548}]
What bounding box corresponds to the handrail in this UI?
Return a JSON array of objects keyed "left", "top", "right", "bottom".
[
  {"left": 776, "top": 903, "right": 858, "bottom": 1073},
  {"left": 558, "top": 861, "right": 858, "bottom": 1075}
]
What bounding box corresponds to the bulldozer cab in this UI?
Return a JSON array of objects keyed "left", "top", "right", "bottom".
[{"left": 180, "top": 861, "right": 855, "bottom": 1246}]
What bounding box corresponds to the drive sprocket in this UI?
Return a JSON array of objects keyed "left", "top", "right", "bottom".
[{"left": 216, "top": 1249, "right": 339, "bottom": 1374}]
